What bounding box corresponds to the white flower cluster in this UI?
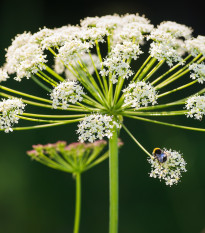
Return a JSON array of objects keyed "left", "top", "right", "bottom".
[
  {"left": 148, "top": 21, "right": 192, "bottom": 66},
  {"left": 0, "top": 67, "right": 9, "bottom": 82},
  {"left": 185, "top": 95, "right": 205, "bottom": 120},
  {"left": 77, "top": 114, "right": 121, "bottom": 142},
  {"left": 58, "top": 39, "right": 91, "bottom": 66},
  {"left": 123, "top": 81, "right": 157, "bottom": 109},
  {"left": 186, "top": 36, "right": 205, "bottom": 57},
  {"left": 54, "top": 54, "right": 101, "bottom": 81},
  {"left": 189, "top": 63, "right": 205, "bottom": 84},
  {"left": 50, "top": 81, "right": 85, "bottom": 109},
  {"left": 148, "top": 149, "right": 187, "bottom": 186},
  {"left": 5, "top": 32, "right": 47, "bottom": 81},
  {"left": 0, "top": 98, "right": 26, "bottom": 133},
  {"left": 100, "top": 41, "right": 143, "bottom": 84}
]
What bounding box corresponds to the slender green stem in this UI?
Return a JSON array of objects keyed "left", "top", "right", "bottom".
[
  {"left": 143, "top": 60, "right": 165, "bottom": 82},
  {"left": 136, "top": 57, "right": 157, "bottom": 81},
  {"left": 125, "top": 115, "right": 205, "bottom": 132},
  {"left": 122, "top": 125, "right": 152, "bottom": 158},
  {"left": 0, "top": 85, "right": 52, "bottom": 103},
  {"left": 22, "top": 113, "right": 86, "bottom": 119},
  {"left": 157, "top": 80, "right": 198, "bottom": 98},
  {"left": 122, "top": 110, "right": 186, "bottom": 116},
  {"left": 38, "top": 70, "right": 58, "bottom": 85},
  {"left": 73, "top": 173, "right": 81, "bottom": 233},
  {"left": 132, "top": 56, "right": 152, "bottom": 81},
  {"left": 155, "top": 55, "right": 204, "bottom": 89},
  {"left": 151, "top": 54, "right": 192, "bottom": 86},
  {"left": 31, "top": 75, "right": 51, "bottom": 92},
  {"left": 88, "top": 52, "right": 105, "bottom": 94},
  {"left": 0, "top": 118, "right": 83, "bottom": 131},
  {"left": 0, "top": 92, "right": 86, "bottom": 112},
  {"left": 36, "top": 72, "right": 56, "bottom": 87},
  {"left": 109, "top": 125, "right": 119, "bottom": 233},
  {"left": 95, "top": 40, "right": 109, "bottom": 92},
  {"left": 44, "top": 63, "right": 65, "bottom": 82}
]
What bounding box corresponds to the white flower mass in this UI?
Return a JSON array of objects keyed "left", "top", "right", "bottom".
[
  {"left": 148, "top": 149, "right": 187, "bottom": 186},
  {"left": 77, "top": 114, "right": 121, "bottom": 142},
  {"left": 189, "top": 63, "right": 205, "bottom": 84},
  {"left": 123, "top": 81, "right": 157, "bottom": 109},
  {"left": 185, "top": 95, "right": 205, "bottom": 120},
  {"left": 0, "top": 98, "right": 26, "bottom": 133},
  {"left": 51, "top": 81, "right": 85, "bottom": 109}
]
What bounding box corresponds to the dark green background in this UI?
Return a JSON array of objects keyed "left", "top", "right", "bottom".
[{"left": 0, "top": 0, "right": 205, "bottom": 232}]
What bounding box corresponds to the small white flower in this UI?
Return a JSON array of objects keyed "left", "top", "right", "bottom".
[
  {"left": 0, "top": 67, "right": 9, "bottom": 82},
  {"left": 185, "top": 36, "right": 205, "bottom": 57},
  {"left": 122, "top": 81, "right": 157, "bottom": 110},
  {"left": 0, "top": 98, "right": 26, "bottom": 133},
  {"left": 58, "top": 39, "right": 91, "bottom": 66},
  {"left": 50, "top": 81, "right": 85, "bottom": 109},
  {"left": 189, "top": 63, "right": 205, "bottom": 84},
  {"left": 100, "top": 41, "right": 142, "bottom": 83},
  {"left": 185, "top": 95, "right": 205, "bottom": 120},
  {"left": 148, "top": 148, "right": 187, "bottom": 186},
  {"left": 77, "top": 114, "right": 121, "bottom": 142}
]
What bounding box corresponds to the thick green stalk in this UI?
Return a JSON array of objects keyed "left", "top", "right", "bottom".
[
  {"left": 73, "top": 173, "right": 81, "bottom": 233},
  {"left": 109, "top": 126, "right": 119, "bottom": 233}
]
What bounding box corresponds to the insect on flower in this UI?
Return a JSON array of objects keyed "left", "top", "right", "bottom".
[{"left": 152, "top": 147, "right": 170, "bottom": 163}]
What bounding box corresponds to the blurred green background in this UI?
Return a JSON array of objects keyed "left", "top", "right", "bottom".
[{"left": 0, "top": 0, "right": 205, "bottom": 232}]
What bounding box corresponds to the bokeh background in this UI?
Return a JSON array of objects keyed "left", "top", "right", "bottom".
[{"left": 0, "top": 0, "right": 205, "bottom": 232}]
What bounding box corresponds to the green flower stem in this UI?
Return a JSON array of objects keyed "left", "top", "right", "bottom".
[
  {"left": 143, "top": 60, "right": 165, "bottom": 82},
  {"left": 0, "top": 92, "right": 87, "bottom": 112},
  {"left": 0, "top": 118, "right": 83, "bottom": 131},
  {"left": 113, "top": 77, "right": 125, "bottom": 105},
  {"left": 38, "top": 70, "right": 58, "bottom": 86},
  {"left": 77, "top": 59, "right": 106, "bottom": 103},
  {"left": 125, "top": 115, "right": 205, "bottom": 132},
  {"left": 107, "top": 35, "right": 111, "bottom": 54},
  {"left": 123, "top": 110, "right": 186, "bottom": 116},
  {"left": 157, "top": 80, "right": 198, "bottom": 98},
  {"left": 23, "top": 113, "right": 86, "bottom": 118},
  {"left": 95, "top": 40, "right": 109, "bottom": 91},
  {"left": 18, "top": 115, "right": 63, "bottom": 123},
  {"left": 151, "top": 54, "right": 192, "bottom": 86},
  {"left": 31, "top": 75, "right": 51, "bottom": 92},
  {"left": 122, "top": 99, "right": 185, "bottom": 112},
  {"left": 122, "top": 125, "right": 152, "bottom": 158},
  {"left": 73, "top": 173, "right": 81, "bottom": 233},
  {"left": 70, "top": 63, "right": 108, "bottom": 108},
  {"left": 155, "top": 55, "right": 204, "bottom": 89},
  {"left": 44, "top": 63, "right": 65, "bottom": 82},
  {"left": 132, "top": 55, "right": 152, "bottom": 81},
  {"left": 84, "top": 152, "right": 109, "bottom": 172},
  {"left": 109, "top": 125, "right": 119, "bottom": 233},
  {"left": 88, "top": 52, "right": 106, "bottom": 94},
  {"left": 82, "top": 95, "right": 105, "bottom": 110},
  {"left": 108, "top": 79, "right": 113, "bottom": 107},
  {"left": 0, "top": 85, "right": 52, "bottom": 103},
  {"left": 136, "top": 57, "right": 157, "bottom": 81},
  {"left": 36, "top": 72, "right": 56, "bottom": 87}
]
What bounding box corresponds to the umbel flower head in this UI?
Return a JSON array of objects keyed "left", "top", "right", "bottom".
[
  {"left": 148, "top": 148, "right": 187, "bottom": 186},
  {"left": 27, "top": 139, "right": 123, "bottom": 173},
  {"left": 1, "top": 13, "right": 205, "bottom": 187}
]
